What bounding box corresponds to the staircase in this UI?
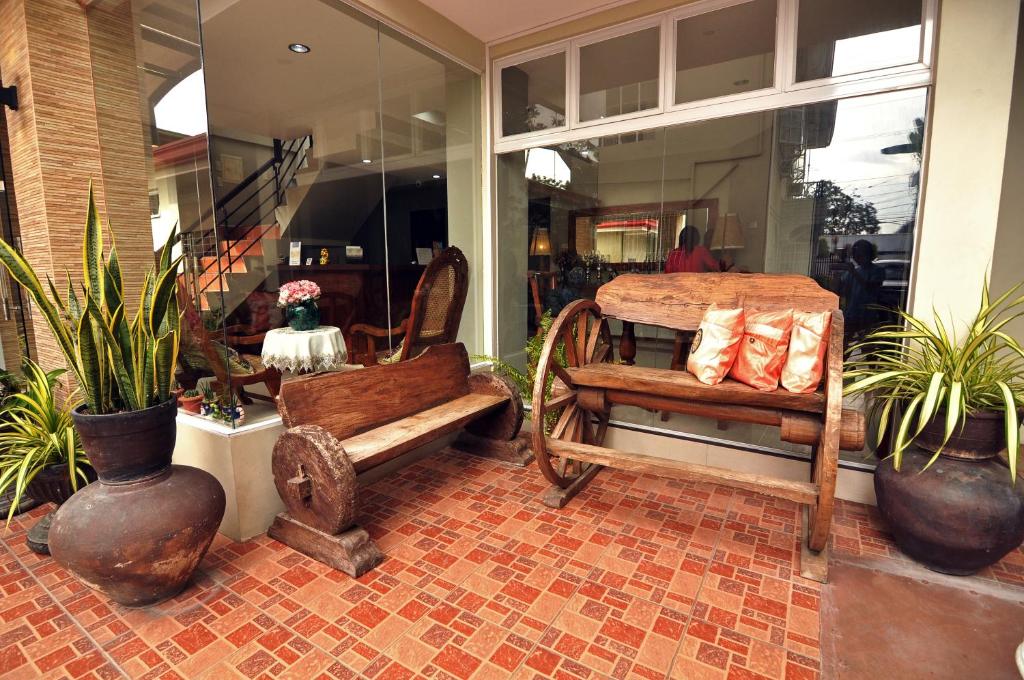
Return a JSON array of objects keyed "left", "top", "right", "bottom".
[{"left": 181, "top": 135, "right": 312, "bottom": 315}]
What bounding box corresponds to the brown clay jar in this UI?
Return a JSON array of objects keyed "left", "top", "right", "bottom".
[{"left": 50, "top": 398, "right": 225, "bottom": 607}]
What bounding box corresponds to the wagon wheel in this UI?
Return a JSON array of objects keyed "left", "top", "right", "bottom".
[{"left": 532, "top": 299, "right": 613, "bottom": 489}]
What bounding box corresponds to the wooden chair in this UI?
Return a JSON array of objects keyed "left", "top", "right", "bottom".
[
  {"left": 268, "top": 343, "right": 531, "bottom": 576},
  {"left": 347, "top": 247, "right": 468, "bottom": 365},
  {"left": 529, "top": 271, "right": 558, "bottom": 337},
  {"left": 178, "top": 284, "right": 281, "bottom": 404},
  {"left": 528, "top": 273, "right": 865, "bottom": 582}
]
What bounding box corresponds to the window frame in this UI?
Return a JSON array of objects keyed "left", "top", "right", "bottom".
[
  {"left": 493, "top": 43, "right": 571, "bottom": 142},
  {"left": 492, "top": 0, "right": 937, "bottom": 153}
]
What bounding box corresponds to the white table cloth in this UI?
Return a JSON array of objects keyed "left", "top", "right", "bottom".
[{"left": 261, "top": 326, "right": 347, "bottom": 373}]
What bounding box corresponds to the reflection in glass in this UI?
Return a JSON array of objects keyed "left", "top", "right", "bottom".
[
  {"left": 578, "top": 26, "right": 660, "bottom": 122},
  {"left": 674, "top": 0, "right": 776, "bottom": 104},
  {"left": 0, "top": 115, "right": 29, "bottom": 373},
  {"left": 501, "top": 52, "right": 566, "bottom": 136},
  {"left": 498, "top": 89, "right": 928, "bottom": 464},
  {"left": 796, "top": 0, "right": 923, "bottom": 82}
]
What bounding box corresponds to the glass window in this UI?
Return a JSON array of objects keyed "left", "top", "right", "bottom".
[
  {"left": 497, "top": 88, "right": 928, "bottom": 465},
  {"left": 578, "top": 26, "right": 661, "bottom": 122},
  {"left": 674, "top": 0, "right": 777, "bottom": 105},
  {"left": 501, "top": 52, "right": 566, "bottom": 136},
  {"left": 796, "top": 0, "right": 924, "bottom": 82}
]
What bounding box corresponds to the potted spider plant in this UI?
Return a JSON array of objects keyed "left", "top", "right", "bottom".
[
  {"left": 845, "top": 280, "right": 1024, "bottom": 574},
  {"left": 0, "top": 184, "right": 225, "bottom": 606},
  {"left": 0, "top": 361, "right": 94, "bottom": 554}
]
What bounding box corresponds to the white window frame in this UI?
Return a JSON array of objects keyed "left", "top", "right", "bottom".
[
  {"left": 492, "top": 43, "right": 570, "bottom": 142},
  {"left": 492, "top": 0, "right": 937, "bottom": 154},
  {"left": 571, "top": 15, "right": 667, "bottom": 128}
]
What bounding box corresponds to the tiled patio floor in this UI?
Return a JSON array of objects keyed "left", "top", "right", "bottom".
[{"left": 1, "top": 448, "right": 1022, "bottom": 679}]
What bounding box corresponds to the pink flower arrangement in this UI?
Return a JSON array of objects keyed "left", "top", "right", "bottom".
[{"left": 277, "top": 280, "right": 321, "bottom": 307}]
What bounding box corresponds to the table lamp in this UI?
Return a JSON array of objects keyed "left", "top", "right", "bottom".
[{"left": 710, "top": 213, "right": 745, "bottom": 270}]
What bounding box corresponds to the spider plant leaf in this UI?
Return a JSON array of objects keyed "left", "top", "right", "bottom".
[
  {"left": 916, "top": 372, "right": 945, "bottom": 435},
  {"left": 942, "top": 381, "right": 964, "bottom": 449},
  {"left": 892, "top": 393, "right": 925, "bottom": 470},
  {"left": 843, "top": 370, "right": 910, "bottom": 396},
  {"left": 876, "top": 397, "right": 896, "bottom": 448},
  {"left": 996, "top": 381, "right": 1019, "bottom": 482}
]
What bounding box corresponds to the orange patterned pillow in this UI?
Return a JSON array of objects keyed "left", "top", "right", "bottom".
[
  {"left": 686, "top": 304, "right": 745, "bottom": 385},
  {"left": 781, "top": 311, "right": 832, "bottom": 393},
  {"left": 729, "top": 309, "right": 794, "bottom": 392}
]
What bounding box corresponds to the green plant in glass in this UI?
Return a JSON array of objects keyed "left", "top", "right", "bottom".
[
  {"left": 0, "top": 360, "right": 86, "bottom": 525},
  {"left": 0, "top": 185, "right": 182, "bottom": 415},
  {"left": 844, "top": 280, "right": 1024, "bottom": 479},
  {"left": 477, "top": 311, "right": 567, "bottom": 433},
  {"left": 183, "top": 389, "right": 200, "bottom": 399}
]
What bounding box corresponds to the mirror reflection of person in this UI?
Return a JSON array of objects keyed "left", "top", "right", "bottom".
[
  {"left": 841, "top": 239, "right": 885, "bottom": 341},
  {"left": 666, "top": 225, "right": 718, "bottom": 273}
]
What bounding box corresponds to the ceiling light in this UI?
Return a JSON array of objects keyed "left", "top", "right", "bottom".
[
  {"left": 432, "top": 174, "right": 441, "bottom": 179},
  {"left": 362, "top": 159, "right": 372, "bottom": 164},
  {"left": 288, "top": 43, "right": 311, "bottom": 54}
]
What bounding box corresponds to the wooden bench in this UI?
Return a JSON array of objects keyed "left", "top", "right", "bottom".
[
  {"left": 268, "top": 343, "right": 530, "bottom": 577},
  {"left": 530, "top": 273, "right": 865, "bottom": 582}
]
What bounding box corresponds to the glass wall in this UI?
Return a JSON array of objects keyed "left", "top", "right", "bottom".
[
  {"left": 90, "top": 0, "right": 481, "bottom": 428},
  {"left": 497, "top": 88, "right": 927, "bottom": 463},
  {"left": 0, "top": 111, "right": 30, "bottom": 377}
]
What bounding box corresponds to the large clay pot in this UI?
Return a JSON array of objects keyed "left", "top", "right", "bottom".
[
  {"left": 916, "top": 409, "right": 1010, "bottom": 460},
  {"left": 875, "top": 446, "right": 1024, "bottom": 575},
  {"left": 24, "top": 463, "right": 97, "bottom": 555},
  {"left": 50, "top": 398, "right": 225, "bottom": 607}
]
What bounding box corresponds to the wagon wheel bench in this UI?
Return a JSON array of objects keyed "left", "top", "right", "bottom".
[
  {"left": 268, "top": 343, "right": 530, "bottom": 577},
  {"left": 531, "top": 273, "right": 865, "bottom": 582}
]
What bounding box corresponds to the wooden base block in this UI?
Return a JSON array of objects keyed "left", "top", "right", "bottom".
[
  {"left": 800, "top": 506, "right": 830, "bottom": 583},
  {"left": 542, "top": 464, "right": 603, "bottom": 509},
  {"left": 454, "top": 432, "right": 534, "bottom": 467},
  {"left": 268, "top": 513, "right": 385, "bottom": 577}
]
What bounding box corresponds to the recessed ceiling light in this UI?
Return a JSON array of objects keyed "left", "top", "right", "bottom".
[
  {"left": 362, "top": 159, "right": 372, "bottom": 164},
  {"left": 432, "top": 174, "right": 441, "bottom": 179},
  {"left": 288, "top": 43, "right": 311, "bottom": 54}
]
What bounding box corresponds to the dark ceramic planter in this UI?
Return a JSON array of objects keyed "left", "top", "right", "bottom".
[
  {"left": 875, "top": 446, "right": 1024, "bottom": 575},
  {"left": 50, "top": 398, "right": 226, "bottom": 607},
  {"left": 24, "top": 463, "right": 97, "bottom": 555},
  {"left": 916, "top": 409, "right": 1011, "bottom": 460}
]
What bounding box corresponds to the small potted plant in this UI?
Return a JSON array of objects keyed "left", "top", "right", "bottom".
[
  {"left": 178, "top": 389, "right": 203, "bottom": 414},
  {"left": 844, "top": 280, "right": 1024, "bottom": 574},
  {"left": 0, "top": 360, "right": 93, "bottom": 554},
  {"left": 278, "top": 279, "right": 321, "bottom": 331},
  {"left": 200, "top": 384, "right": 219, "bottom": 416}
]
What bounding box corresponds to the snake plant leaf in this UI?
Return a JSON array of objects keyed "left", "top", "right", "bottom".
[
  {"left": 82, "top": 185, "right": 104, "bottom": 305},
  {"left": 65, "top": 273, "right": 82, "bottom": 326},
  {"left": 75, "top": 311, "right": 103, "bottom": 415},
  {"left": 103, "top": 246, "right": 123, "bottom": 314},
  {"left": 46, "top": 275, "right": 69, "bottom": 322},
  {"left": 0, "top": 238, "right": 82, "bottom": 384},
  {"left": 86, "top": 295, "right": 139, "bottom": 411},
  {"left": 153, "top": 331, "right": 177, "bottom": 403},
  {"left": 996, "top": 381, "right": 1019, "bottom": 481},
  {"left": 148, "top": 254, "right": 184, "bottom": 338}
]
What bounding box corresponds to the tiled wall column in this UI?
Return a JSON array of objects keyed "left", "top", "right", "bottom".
[{"left": 0, "top": 0, "right": 152, "bottom": 375}]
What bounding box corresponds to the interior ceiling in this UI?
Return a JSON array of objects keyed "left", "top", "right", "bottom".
[{"left": 417, "top": 0, "right": 633, "bottom": 43}]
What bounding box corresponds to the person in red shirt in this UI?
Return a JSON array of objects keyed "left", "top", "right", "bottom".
[{"left": 665, "top": 225, "right": 718, "bottom": 273}]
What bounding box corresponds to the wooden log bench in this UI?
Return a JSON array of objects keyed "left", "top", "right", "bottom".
[
  {"left": 267, "top": 343, "right": 530, "bottom": 577},
  {"left": 530, "top": 273, "right": 865, "bottom": 582}
]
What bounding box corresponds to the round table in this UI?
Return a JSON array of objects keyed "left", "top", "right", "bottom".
[{"left": 261, "top": 326, "right": 348, "bottom": 373}]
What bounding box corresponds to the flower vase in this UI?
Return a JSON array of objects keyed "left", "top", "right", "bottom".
[{"left": 286, "top": 300, "right": 320, "bottom": 331}]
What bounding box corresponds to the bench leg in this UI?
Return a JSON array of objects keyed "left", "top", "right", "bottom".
[
  {"left": 800, "top": 506, "right": 829, "bottom": 583},
  {"left": 542, "top": 463, "right": 603, "bottom": 508},
  {"left": 268, "top": 513, "right": 384, "bottom": 578},
  {"left": 453, "top": 431, "right": 534, "bottom": 467}
]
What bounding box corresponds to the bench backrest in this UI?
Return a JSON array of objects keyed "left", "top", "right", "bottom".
[
  {"left": 595, "top": 273, "right": 838, "bottom": 331},
  {"left": 277, "top": 343, "right": 472, "bottom": 441}
]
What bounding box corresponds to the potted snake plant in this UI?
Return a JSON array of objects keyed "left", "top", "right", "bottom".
[
  {"left": 844, "top": 280, "right": 1024, "bottom": 574},
  {"left": 0, "top": 184, "right": 225, "bottom": 607}
]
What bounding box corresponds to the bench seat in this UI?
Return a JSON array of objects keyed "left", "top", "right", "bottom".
[
  {"left": 343, "top": 393, "right": 507, "bottom": 472},
  {"left": 567, "top": 363, "right": 826, "bottom": 413}
]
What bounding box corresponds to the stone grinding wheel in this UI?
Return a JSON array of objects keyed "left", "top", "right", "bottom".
[
  {"left": 272, "top": 425, "right": 357, "bottom": 534},
  {"left": 464, "top": 372, "right": 525, "bottom": 441}
]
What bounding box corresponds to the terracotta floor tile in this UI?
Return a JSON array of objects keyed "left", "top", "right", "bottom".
[{"left": 2, "top": 447, "right": 1023, "bottom": 680}]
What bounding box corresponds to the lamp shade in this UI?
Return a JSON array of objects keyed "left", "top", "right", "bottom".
[
  {"left": 710, "top": 213, "right": 745, "bottom": 250},
  {"left": 530, "top": 227, "right": 551, "bottom": 256}
]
